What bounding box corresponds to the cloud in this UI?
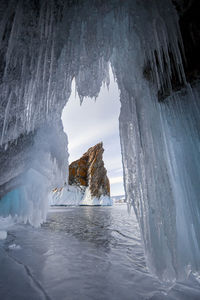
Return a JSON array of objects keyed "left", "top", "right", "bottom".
[{"left": 67, "top": 117, "right": 117, "bottom": 152}]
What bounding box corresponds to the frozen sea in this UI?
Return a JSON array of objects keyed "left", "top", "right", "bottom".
[{"left": 0, "top": 204, "right": 200, "bottom": 300}]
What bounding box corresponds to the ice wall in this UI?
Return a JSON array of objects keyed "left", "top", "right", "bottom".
[
  {"left": 110, "top": 3, "right": 200, "bottom": 279},
  {"left": 159, "top": 85, "right": 200, "bottom": 278},
  {"left": 0, "top": 0, "right": 199, "bottom": 280},
  {"left": 0, "top": 122, "right": 68, "bottom": 226}
]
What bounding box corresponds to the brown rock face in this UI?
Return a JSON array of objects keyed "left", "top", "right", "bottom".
[{"left": 69, "top": 142, "right": 110, "bottom": 198}]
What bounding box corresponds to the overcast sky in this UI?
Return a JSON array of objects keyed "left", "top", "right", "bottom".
[{"left": 62, "top": 72, "right": 124, "bottom": 196}]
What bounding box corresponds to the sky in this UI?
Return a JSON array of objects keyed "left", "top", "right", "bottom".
[{"left": 61, "top": 71, "right": 124, "bottom": 196}]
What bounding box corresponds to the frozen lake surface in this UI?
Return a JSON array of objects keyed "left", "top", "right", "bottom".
[{"left": 0, "top": 204, "right": 200, "bottom": 300}]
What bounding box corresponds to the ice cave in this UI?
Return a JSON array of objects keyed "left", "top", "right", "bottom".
[{"left": 0, "top": 0, "right": 200, "bottom": 298}]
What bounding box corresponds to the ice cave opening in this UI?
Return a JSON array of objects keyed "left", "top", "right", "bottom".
[
  {"left": 48, "top": 69, "right": 125, "bottom": 206},
  {"left": 0, "top": 0, "right": 200, "bottom": 284},
  {"left": 62, "top": 70, "right": 124, "bottom": 197}
]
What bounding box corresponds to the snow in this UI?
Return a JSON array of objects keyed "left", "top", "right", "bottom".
[
  {"left": 0, "top": 215, "right": 14, "bottom": 239},
  {"left": 0, "top": 231, "right": 7, "bottom": 240},
  {"left": 0, "top": 216, "right": 14, "bottom": 239},
  {"left": 49, "top": 185, "right": 112, "bottom": 207},
  {"left": 8, "top": 243, "right": 21, "bottom": 250}
]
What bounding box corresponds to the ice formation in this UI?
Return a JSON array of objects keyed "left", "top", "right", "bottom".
[
  {"left": 0, "top": 122, "right": 68, "bottom": 226},
  {"left": 49, "top": 185, "right": 112, "bottom": 206},
  {"left": 50, "top": 186, "right": 84, "bottom": 206},
  {"left": 0, "top": 0, "right": 200, "bottom": 281}
]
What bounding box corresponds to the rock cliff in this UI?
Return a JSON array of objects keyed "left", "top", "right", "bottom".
[
  {"left": 69, "top": 142, "right": 110, "bottom": 198},
  {"left": 49, "top": 143, "right": 112, "bottom": 206}
]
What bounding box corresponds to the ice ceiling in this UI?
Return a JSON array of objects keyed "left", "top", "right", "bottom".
[{"left": 0, "top": 0, "right": 200, "bottom": 281}]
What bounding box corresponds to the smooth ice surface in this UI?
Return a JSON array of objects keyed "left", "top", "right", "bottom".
[
  {"left": 0, "top": 205, "right": 200, "bottom": 300},
  {"left": 0, "top": 0, "right": 200, "bottom": 281}
]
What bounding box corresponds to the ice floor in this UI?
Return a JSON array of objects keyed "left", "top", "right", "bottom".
[{"left": 0, "top": 205, "right": 200, "bottom": 300}]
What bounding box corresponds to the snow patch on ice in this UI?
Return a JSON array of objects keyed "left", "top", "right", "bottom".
[
  {"left": 0, "top": 215, "right": 15, "bottom": 240},
  {"left": 8, "top": 243, "right": 21, "bottom": 250},
  {"left": 0, "top": 215, "right": 15, "bottom": 229},
  {"left": 0, "top": 231, "right": 7, "bottom": 240}
]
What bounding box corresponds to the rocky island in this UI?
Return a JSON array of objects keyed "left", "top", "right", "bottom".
[{"left": 50, "top": 143, "right": 112, "bottom": 206}]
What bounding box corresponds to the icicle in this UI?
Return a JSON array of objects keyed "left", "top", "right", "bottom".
[{"left": 1, "top": 92, "right": 12, "bottom": 146}]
